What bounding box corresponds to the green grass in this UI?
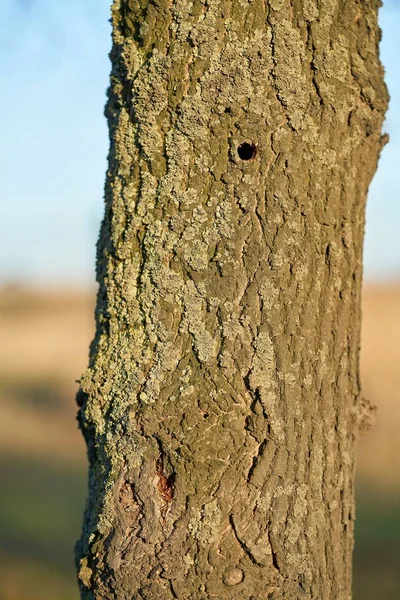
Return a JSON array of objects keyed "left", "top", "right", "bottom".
[
  {"left": 354, "top": 486, "right": 400, "bottom": 600},
  {"left": 0, "top": 457, "right": 86, "bottom": 600}
]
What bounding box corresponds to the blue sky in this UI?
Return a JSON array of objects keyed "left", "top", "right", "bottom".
[{"left": 0, "top": 0, "right": 399, "bottom": 285}]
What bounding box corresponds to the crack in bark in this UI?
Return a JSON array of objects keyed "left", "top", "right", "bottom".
[
  {"left": 155, "top": 437, "right": 176, "bottom": 520},
  {"left": 267, "top": 527, "right": 281, "bottom": 573},
  {"left": 246, "top": 439, "right": 268, "bottom": 482},
  {"left": 229, "top": 514, "right": 263, "bottom": 568}
]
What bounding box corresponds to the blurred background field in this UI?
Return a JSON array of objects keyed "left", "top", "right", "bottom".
[
  {"left": 0, "top": 283, "right": 399, "bottom": 600},
  {"left": 0, "top": 287, "right": 92, "bottom": 600}
]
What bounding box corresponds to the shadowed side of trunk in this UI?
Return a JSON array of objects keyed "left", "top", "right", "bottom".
[{"left": 76, "top": 1, "right": 388, "bottom": 598}]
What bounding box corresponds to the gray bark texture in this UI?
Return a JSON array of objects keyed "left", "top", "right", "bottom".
[{"left": 76, "top": 1, "right": 388, "bottom": 598}]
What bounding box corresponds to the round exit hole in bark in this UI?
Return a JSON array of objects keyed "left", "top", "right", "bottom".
[{"left": 237, "top": 141, "right": 257, "bottom": 161}]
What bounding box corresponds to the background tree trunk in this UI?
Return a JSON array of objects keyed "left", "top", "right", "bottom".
[{"left": 76, "top": 1, "right": 387, "bottom": 598}]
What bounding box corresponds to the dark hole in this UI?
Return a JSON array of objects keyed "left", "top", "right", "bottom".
[{"left": 237, "top": 141, "right": 257, "bottom": 161}]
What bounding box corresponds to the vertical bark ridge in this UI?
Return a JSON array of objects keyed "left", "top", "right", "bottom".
[{"left": 77, "top": 0, "right": 388, "bottom": 598}]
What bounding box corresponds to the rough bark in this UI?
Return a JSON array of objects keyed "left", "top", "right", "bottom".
[{"left": 76, "top": 1, "right": 388, "bottom": 598}]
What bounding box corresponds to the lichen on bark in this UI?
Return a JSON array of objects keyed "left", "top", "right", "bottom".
[{"left": 76, "top": 1, "right": 388, "bottom": 598}]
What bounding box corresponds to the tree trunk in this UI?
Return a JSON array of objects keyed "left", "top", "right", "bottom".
[{"left": 76, "top": 1, "right": 387, "bottom": 598}]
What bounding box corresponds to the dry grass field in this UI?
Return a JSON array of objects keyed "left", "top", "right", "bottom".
[
  {"left": 358, "top": 284, "right": 400, "bottom": 489},
  {"left": 0, "top": 284, "right": 399, "bottom": 599}
]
